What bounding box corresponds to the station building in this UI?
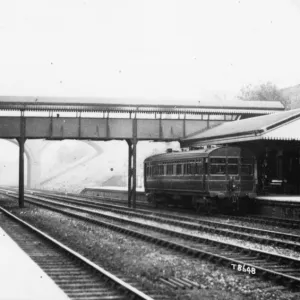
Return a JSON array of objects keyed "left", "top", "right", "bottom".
[{"left": 181, "top": 108, "right": 300, "bottom": 196}]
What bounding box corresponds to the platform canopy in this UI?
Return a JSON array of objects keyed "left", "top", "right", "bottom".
[
  {"left": 0, "top": 96, "right": 284, "bottom": 114},
  {"left": 181, "top": 108, "right": 300, "bottom": 147}
]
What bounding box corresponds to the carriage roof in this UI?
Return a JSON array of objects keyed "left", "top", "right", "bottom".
[{"left": 144, "top": 146, "right": 254, "bottom": 163}]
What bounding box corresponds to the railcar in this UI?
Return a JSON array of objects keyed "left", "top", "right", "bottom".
[{"left": 144, "top": 146, "right": 256, "bottom": 213}]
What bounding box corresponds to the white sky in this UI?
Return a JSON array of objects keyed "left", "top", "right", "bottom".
[{"left": 0, "top": 0, "right": 300, "bottom": 101}]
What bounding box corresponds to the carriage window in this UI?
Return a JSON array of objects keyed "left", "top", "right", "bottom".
[
  {"left": 167, "top": 164, "right": 173, "bottom": 175},
  {"left": 183, "top": 163, "right": 191, "bottom": 175},
  {"left": 210, "top": 157, "right": 226, "bottom": 174},
  {"left": 227, "top": 158, "right": 238, "bottom": 174},
  {"left": 210, "top": 158, "right": 226, "bottom": 164},
  {"left": 195, "top": 161, "right": 203, "bottom": 174},
  {"left": 241, "top": 158, "right": 253, "bottom": 164},
  {"left": 228, "top": 158, "right": 238, "bottom": 164},
  {"left": 228, "top": 164, "right": 238, "bottom": 174},
  {"left": 158, "top": 165, "right": 164, "bottom": 175},
  {"left": 241, "top": 158, "right": 253, "bottom": 175},
  {"left": 176, "top": 164, "right": 182, "bottom": 175},
  {"left": 191, "top": 164, "right": 195, "bottom": 175},
  {"left": 183, "top": 164, "right": 187, "bottom": 174},
  {"left": 210, "top": 165, "right": 226, "bottom": 174},
  {"left": 241, "top": 165, "right": 253, "bottom": 175}
]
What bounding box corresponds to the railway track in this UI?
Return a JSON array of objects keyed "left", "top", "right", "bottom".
[
  {"left": 2, "top": 190, "right": 300, "bottom": 294},
  {"left": 0, "top": 206, "right": 160, "bottom": 300},
  {"left": 10, "top": 189, "right": 300, "bottom": 251},
  {"left": 219, "top": 214, "right": 300, "bottom": 229},
  {"left": 25, "top": 187, "right": 151, "bottom": 208},
  {"left": 48, "top": 189, "right": 300, "bottom": 229},
  {"left": 12, "top": 187, "right": 299, "bottom": 230}
]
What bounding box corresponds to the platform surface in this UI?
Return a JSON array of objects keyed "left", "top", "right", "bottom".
[
  {"left": 256, "top": 195, "right": 300, "bottom": 202},
  {"left": 0, "top": 227, "right": 70, "bottom": 300},
  {"left": 83, "top": 186, "right": 145, "bottom": 192}
]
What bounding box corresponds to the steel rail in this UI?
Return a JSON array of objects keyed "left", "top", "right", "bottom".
[
  {"left": 3, "top": 192, "right": 300, "bottom": 290},
  {"left": 0, "top": 205, "right": 156, "bottom": 300}
]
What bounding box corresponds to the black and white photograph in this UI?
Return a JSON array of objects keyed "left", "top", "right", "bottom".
[{"left": 0, "top": 1, "right": 300, "bottom": 299}]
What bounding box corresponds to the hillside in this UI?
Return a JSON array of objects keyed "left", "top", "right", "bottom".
[{"left": 41, "top": 140, "right": 180, "bottom": 193}]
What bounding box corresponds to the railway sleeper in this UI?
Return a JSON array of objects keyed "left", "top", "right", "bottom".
[
  {"left": 69, "top": 296, "right": 126, "bottom": 300},
  {"left": 50, "top": 274, "right": 94, "bottom": 280},
  {"left": 259, "top": 263, "right": 285, "bottom": 267},
  {"left": 63, "top": 288, "right": 113, "bottom": 293},
  {"left": 34, "top": 261, "right": 76, "bottom": 266},
  {"left": 66, "top": 291, "right": 121, "bottom": 296},
  {"left": 46, "top": 271, "right": 90, "bottom": 275},
  {"left": 261, "top": 286, "right": 287, "bottom": 292},
  {"left": 55, "top": 279, "right": 98, "bottom": 284},
  {"left": 59, "top": 283, "right": 104, "bottom": 288},
  {"left": 272, "top": 269, "right": 300, "bottom": 273},
  {"left": 40, "top": 267, "right": 83, "bottom": 271}
]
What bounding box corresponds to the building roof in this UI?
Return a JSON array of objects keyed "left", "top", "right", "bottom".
[
  {"left": 182, "top": 108, "right": 300, "bottom": 146},
  {"left": 0, "top": 96, "right": 284, "bottom": 114}
]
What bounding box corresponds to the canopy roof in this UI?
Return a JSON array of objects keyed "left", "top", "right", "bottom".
[{"left": 182, "top": 108, "right": 300, "bottom": 147}]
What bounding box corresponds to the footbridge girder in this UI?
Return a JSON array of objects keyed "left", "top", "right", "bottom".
[{"left": 0, "top": 117, "right": 235, "bottom": 140}]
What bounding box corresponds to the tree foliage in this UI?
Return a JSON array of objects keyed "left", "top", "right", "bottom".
[{"left": 237, "top": 82, "right": 290, "bottom": 110}]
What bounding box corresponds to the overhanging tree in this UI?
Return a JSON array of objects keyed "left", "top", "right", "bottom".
[{"left": 237, "top": 82, "right": 290, "bottom": 110}]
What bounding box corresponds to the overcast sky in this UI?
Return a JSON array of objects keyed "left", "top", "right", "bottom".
[{"left": 0, "top": 0, "right": 299, "bottom": 101}]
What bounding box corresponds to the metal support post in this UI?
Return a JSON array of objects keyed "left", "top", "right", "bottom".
[
  {"left": 18, "top": 111, "right": 26, "bottom": 208},
  {"left": 132, "top": 141, "right": 137, "bottom": 209},
  {"left": 127, "top": 139, "right": 132, "bottom": 208},
  {"left": 126, "top": 118, "right": 138, "bottom": 209},
  {"left": 183, "top": 114, "right": 186, "bottom": 138}
]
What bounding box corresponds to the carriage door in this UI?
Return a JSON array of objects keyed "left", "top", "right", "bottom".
[
  {"left": 227, "top": 158, "right": 239, "bottom": 182},
  {"left": 209, "top": 157, "right": 226, "bottom": 191}
]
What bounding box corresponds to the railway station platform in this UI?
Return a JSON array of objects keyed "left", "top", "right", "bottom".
[
  {"left": 254, "top": 195, "right": 300, "bottom": 220},
  {"left": 256, "top": 195, "right": 300, "bottom": 203},
  {"left": 80, "top": 186, "right": 146, "bottom": 202},
  {"left": 80, "top": 186, "right": 300, "bottom": 220},
  {"left": 0, "top": 226, "right": 70, "bottom": 300}
]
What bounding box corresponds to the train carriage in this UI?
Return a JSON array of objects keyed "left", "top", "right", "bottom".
[{"left": 144, "top": 146, "right": 256, "bottom": 213}]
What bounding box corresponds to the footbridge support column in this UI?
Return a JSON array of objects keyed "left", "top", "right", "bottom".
[
  {"left": 126, "top": 119, "right": 137, "bottom": 209},
  {"left": 17, "top": 112, "right": 26, "bottom": 208}
]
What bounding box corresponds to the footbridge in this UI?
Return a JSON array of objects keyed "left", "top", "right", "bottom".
[{"left": 0, "top": 96, "right": 284, "bottom": 208}]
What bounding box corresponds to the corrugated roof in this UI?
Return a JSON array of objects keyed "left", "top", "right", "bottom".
[
  {"left": 182, "top": 108, "right": 300, "bottom": 144},
  {"left": 263, "top": 118, "right": 300, "bottom": 141}
]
